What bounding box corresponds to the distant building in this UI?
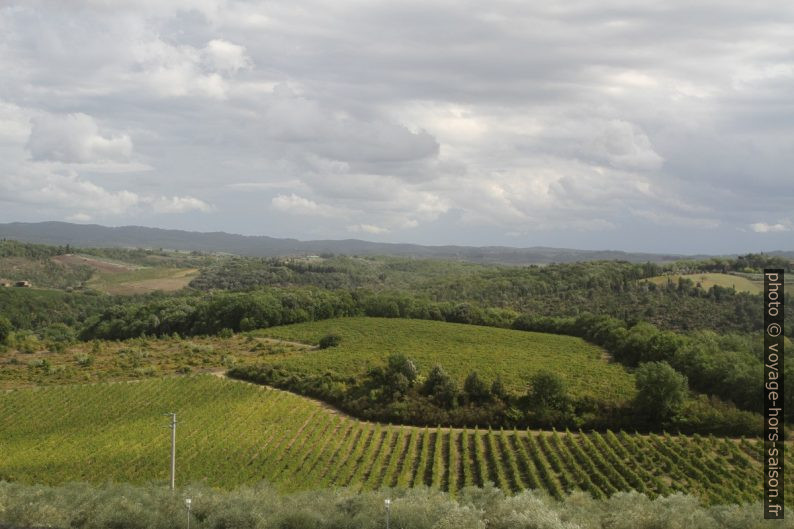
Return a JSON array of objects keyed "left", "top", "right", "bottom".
[
  {"left": 14, "top": 280, "right": 31, "bottom": 288},
  {"left": 0, "top": 280, "right": 11, "bottom": 287}
]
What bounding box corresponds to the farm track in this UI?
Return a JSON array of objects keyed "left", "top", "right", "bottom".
[{"left": 0, "top": 374, "right": 786, "bottom": 506}]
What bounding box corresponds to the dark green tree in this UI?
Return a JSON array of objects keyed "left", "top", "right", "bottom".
[
  {"left": 635, "top": 361, "right": 688, "bottom": 422},
  {"left": 463, "top": 371, "right": 490, "bottom": 404},
  {"left": 318, "top": 333, "right": 342, "bottom": 349},
  {"left": 527, "top": 371, "right": 568, "bottom": 411},
  {"left": 490, "top": 377, "right": 508, "bottom": 402},
  {"left": 421, "top": 365, "right": 458, "bottom": 408},
  {"left": 0, "top": 315, "right": 12, "bottom": 345}
]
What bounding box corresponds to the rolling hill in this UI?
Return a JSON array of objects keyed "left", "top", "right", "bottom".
[
  {"left": 255, "top": 317, "right": 635, "bottom": 404},
  {"left": 0, "top": 221, "right": 717, "bottom": 264}
]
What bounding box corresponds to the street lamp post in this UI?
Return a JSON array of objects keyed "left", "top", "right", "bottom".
[
  {"left": 384, "top": 498, "right": 391, "bottom": 529},
  {"left": 185, "top": 498, "right": 192, "bottom": 529}
]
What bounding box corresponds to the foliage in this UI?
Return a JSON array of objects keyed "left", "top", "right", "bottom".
[
  {"left": 463, "top": 372, "right": 491, "bottom": 404},
  {"left": 189, "top": 252, "right": 792, "bottom": 336},
  {"left": 0, "top": 315, "right": 11, "bottom": 344},
  {"left": 318, "top": 333, "right": 342, "bottom": 349},
  {"left": 512, "top": 312, "right": 787, "bottom": 424},
  {"left": 634, "top": 361, "right": 689, "bottom": 422},
  {"left": 527, "top": 371, "right": 569, "bottom": 411},
  {"left": 0, "top": 481, "right": 786, "bottom": 529},
  {"left": 421, "top": 365, "right": 459, "bottom": 408}
]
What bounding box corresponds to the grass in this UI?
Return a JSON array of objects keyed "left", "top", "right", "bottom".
[
  {"left": 644, "top": 273, "right": 762, "bottom": 295},
  {"left": 85, "top": 266, "right": 199, "bottom": 295},
  {"left": 0, "top": 334, "right": 308, "bottom": 389},
  {"left": 0, "top": 374, "right": 781, "bottom": 504},
  {"left": 255, "top": 317, "right": 635, "bottom": 404}
]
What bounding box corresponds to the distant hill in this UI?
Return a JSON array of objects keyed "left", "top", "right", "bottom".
[{"left": 0, "top": 221, "right": 769, "bottom": 264}]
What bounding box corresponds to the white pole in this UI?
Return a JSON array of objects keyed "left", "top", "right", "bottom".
[{"left": 165, "top": 413, "right": 177, "bottom": 490}]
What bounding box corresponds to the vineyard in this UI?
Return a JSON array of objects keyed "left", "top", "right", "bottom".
[
  {"left": 0, "top": 375, "right": 786, "bottom": 505},
  {"left": 256, "top": 317, "right": 635, "bottom": 403}
]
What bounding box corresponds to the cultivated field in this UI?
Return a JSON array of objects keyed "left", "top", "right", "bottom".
[
  {"left": 645, "top": 273, "right": 762, "bottom": 295},
  {"left": 85, "top": 266, "right": 199, "bottom": 295},
  {"left": 0, "top": 375, "right": 782, "bottom": 505},
  {"left": 52, "top": 254, "right": 198, "bottom": 295},
  {"left": 257, "top": 318, "right": 635, "bottom": 404}
]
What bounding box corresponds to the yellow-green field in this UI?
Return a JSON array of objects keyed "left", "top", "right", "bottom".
[
  {"left": 645, "top": 273, "right": 762, "bottom": 294},
  {"left": 85, "top": 266, "right": 199, "bottom": 295},
  {"left": 0, "top": 333, "right": 306, "bottom": 390},
  {"left": 0, "top": 375, "right": 780, "bottom": 505},
  {"left": 50, "top": 254, "right": 199, "bottom": 294},
  {"left": 257, "top": 317, "right": 635, "bottom": 404}
]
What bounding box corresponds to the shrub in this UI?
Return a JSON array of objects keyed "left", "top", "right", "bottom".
[{"left": 318, "top": 333, "right": 342, "bottom": 349}]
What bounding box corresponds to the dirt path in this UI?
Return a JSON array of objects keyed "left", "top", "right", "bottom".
[{"left": 257, "top": 337, "right": 317, "bottom": 350}]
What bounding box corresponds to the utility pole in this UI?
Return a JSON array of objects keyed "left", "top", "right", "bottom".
[{"left": 165, "top": 412, "right": 176, "bottom": 490}]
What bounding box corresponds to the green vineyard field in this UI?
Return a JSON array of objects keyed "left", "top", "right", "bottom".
[
  {"left": 0, "top": 375, "right": 786, "bottom": 505},
  {"left": 256, "top": 317, "right": 635, "bottom": 403}
]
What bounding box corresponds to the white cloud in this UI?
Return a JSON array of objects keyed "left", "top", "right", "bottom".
[
  {"left": 149, "top": 196, "right": 214, "bottom": 214},
  {"left": 0, "top": 169, "right": 141, "bottom": 215},
  {"left": 27, "top": 113, "right": 133, "bottom": 163},
  {"left": 271, "top": 194, "right": 349, "bottom": 218},
  {"left": 750, "top": 221, "right": 791, "bottom": 233},
  {"left": 204, "top": 39, "right": 252, "bottom": 73},
  {"left": 66, "top": 212, "right": 92, "bottom": 222},
  {"left": 347, "top": 224, "right": 388, "bottom": 234}
]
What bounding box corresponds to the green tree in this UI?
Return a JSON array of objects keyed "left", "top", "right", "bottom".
[
  {"left": 421, "top": 365, "right": 458, "bottom": 408},
  {"left": 527, "top": 370, "right": 568, "bottom": 411},
  {"left": 0, "top": 315, "right": 12, "bottom": 345},
  {"left": 635, "top": 361, "right": 688, "bottom": 421},
  {"left": 490, "top": 376, "right": 508, "bottom": 402},
  {"left": 463, "top": 371, "right": 490, "bottom": 404}
]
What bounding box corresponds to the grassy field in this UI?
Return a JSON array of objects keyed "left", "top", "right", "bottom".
[
  {"left": 256, "top": 318, "right": 635, "bottom": 404},
  {"left": 0, "top": 375, "right": 781, "bottom": 505},
  {"left": 48, "top": 254, "right": 199, "bottom": 295},
  {"left": 85, "top": 266, "right": 199, "bottom": 295},
  {"left": 645, "top": 273, "right": 762, "bottom": 294},
  {"left": 0, "top": 333, "right": 306, "bottom": 389}
]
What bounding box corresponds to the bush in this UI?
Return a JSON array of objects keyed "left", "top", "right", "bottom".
[
  {"left": 318, "top": 333, "right": 342, "bottom": 349},
  {"left": 0, "top": 481, "right": 772, "bottom": 529}
]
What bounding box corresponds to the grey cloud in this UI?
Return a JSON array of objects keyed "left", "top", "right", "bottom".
[
  {"left": 0, "top": 0, "right": 792, "bottom": 251},
  {"left": 27, "top": 113, "right": 133, "bottom": 163}
]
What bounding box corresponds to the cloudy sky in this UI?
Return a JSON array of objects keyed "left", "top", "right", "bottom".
[{"left": 1, "top": 1, "right": 793, "bottom": 253}]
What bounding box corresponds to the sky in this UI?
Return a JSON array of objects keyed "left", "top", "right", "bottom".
[{"left": 0, "top": 1, "right": 793, "bottom": 254}]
